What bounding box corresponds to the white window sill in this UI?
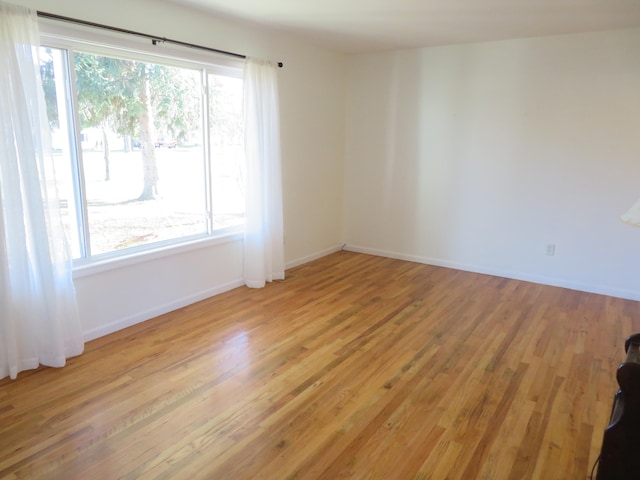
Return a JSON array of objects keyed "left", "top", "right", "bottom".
[{"left": 72, "top": 229, "right": 243, "bottom": 279}]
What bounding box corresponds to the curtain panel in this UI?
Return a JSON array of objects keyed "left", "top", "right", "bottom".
[
  {"left": 0, "top": 1, "right": 84, "bottom": 380},
  {"left": 242, "top": 58, "right": 285, "bottom": 288}
]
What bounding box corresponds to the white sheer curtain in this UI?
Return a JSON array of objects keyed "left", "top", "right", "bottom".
[
  {"left": 0, "top": 2, "right": 84, "bottom": 380},
  {"left": 243, "top": 58, "right": 285, "bottom": 288}
]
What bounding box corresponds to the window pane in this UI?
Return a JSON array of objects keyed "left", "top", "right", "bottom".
[
  {"left": 39, "top": 46, "right": 83, "bottom": 258},
  {"left": 208, "top": 73, "right": 245, "bottom": 229},
  {"left": 73, "top": 52, "right": 207, "bottom": 256},
  {"left": 40, "top": 39, "right": 245, "bottom": 263}
]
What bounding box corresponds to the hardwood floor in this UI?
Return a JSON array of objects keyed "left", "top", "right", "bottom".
[{"left": 1, "top": 251, "right": 638, "bottom": 479}]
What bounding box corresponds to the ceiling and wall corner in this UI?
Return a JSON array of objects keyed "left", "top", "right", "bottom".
[{"left": 165, "top": 0, "right": 640, "bottom": 53}]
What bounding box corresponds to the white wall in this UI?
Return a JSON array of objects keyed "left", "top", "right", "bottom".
[
  {"left": 13, "top": 0, "right": 346, "bottom": 339},
  {"left": 344, "top": 29, "right": 640, "bottom": 300}
]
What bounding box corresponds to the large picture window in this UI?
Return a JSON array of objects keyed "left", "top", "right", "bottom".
[{"left": 39, "top": 35, "right": 245, "bottom": 263}]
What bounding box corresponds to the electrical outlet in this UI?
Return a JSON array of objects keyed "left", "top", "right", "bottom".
[{"left": 546, "top": 244, "right": 556, "bottom": 256}]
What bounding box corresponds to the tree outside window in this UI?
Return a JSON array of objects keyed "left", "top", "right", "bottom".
[{"left": 39, "top": 45, "right": 245, "bottom": 259}]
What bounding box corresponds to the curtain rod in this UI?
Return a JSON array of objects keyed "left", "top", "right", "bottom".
[{"left": 36, "top": 11, "right": 283, "bottom": 68}]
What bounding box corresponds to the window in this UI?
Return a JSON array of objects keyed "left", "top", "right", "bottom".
[{"left": 39, "top": 30, "right": 245, "bottom": 264}]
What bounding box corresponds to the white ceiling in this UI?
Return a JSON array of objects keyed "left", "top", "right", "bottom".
[{"left": 167, "top": 0, "right": 640, "bottom": 53}]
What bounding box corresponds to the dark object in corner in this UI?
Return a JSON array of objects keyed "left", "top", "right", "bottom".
[{"left": 596, "top": 333, "right": 640, "bottom": 480}]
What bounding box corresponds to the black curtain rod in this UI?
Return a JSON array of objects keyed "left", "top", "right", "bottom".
[{"left": 36, "top": 11, "right": 283, "bottom": 68}]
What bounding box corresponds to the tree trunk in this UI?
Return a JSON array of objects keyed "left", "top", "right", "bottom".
[
  {"left": 102, "top": 126, "right": 110, "bottom": 181},
  {"left": 138, "top": 71, "right": 158, "bottom": 201}
]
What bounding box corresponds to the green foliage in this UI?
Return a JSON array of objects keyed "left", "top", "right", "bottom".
[
  {"left": 40, "top": 48, "right": 205, "bottom": 144},
  {"left": 73, "top": 52, "right": 201, "bottom": 142},
  {"left": 74, "top": 53, "right": 144, "bottom": 135}
]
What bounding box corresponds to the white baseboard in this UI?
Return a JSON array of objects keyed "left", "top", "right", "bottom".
[
  {"left": 82, "top": 244, "right": 344, "bottom": 343},
  {"left": 85, "top": 241, "right": 637, "bottom": 343},
  {"left": 285, "top": 245, "right": 343, "bottom": 270},
  {"left": 344, "top": 244, "right": 640, "bottom": 302},
  {"left": 83, "top": 278, "right": 245, "bottom": 342}
]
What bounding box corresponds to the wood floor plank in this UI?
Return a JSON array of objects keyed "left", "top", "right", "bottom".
[{"left": 0, "top": 251, "right": 637, "bottom": 479}]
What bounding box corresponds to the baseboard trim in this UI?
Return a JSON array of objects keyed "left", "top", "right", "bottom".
[
  {"left": 344, "top": 244, "right": 640, "bottom": 302},
  {"left": 82, "top": 244, "right": 346, "bottom": 342},
  {"left": 285, "top": 245, "right": 343, "bottom": 270},
  {"left": 87, "top": 241, "right": 635, "bottom": 343},
  {"left": 83, "top": 278, "right": 245, "bottom": 342}
]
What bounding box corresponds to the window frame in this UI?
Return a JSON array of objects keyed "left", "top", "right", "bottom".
[{"left": 38, "top": 19, "right": 246, "bottom": 274}]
